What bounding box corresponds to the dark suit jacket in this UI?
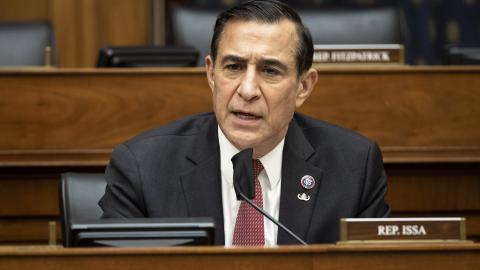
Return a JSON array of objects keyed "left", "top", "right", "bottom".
[{"left": 99, "top": 112, "right": 390, "bottom": 245}]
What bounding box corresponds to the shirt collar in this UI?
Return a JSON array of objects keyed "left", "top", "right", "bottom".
[{"left": 218, "top": 126, "right": 284, "bottom": 190}]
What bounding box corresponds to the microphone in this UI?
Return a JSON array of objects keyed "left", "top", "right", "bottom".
[{"left": 231, "top": 148, "right": 307, "bottom": 246}]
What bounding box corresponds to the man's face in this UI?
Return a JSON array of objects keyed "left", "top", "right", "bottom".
[{"left": 206, "top": 19, "right": 317, "bottom": 157}]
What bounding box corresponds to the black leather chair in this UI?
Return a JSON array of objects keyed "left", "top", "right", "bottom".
[
  {"left": 301, "top": 7, "right": 406, "bottom": 45},
  {"left": 0, "top": 21, "right": 55, "bottom": 66},
  {"left": 169, "top": 5, "right": 406, "bottom": 66},
  {"left": 59, "top": 172, "right": 106, "bottom": 247},
  {"left": 443, "top": 46, "right": 480, "bottom": 65},
  {"left": 169, "top": 6, "right": 218, "bottom": 66}
]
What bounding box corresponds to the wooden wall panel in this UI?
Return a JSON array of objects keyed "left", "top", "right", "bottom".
[
  {"left": 97, "top": 0, "right": 151, "bottom": 46},
  {"left": 303, "top": 70, "right": 480, "bottom": 150},
  {"left": 0, "top": 176, "right": 59, "bottom": 216},
  {"left": 0, "top": 69, "right": 210, "bottom": 152},
  {"left": 0, "top": 218, "right": 61, "bottom": 244},
  {"left": 51, "top": 0, "right": 151, "bottom": 67},
  {"left": 0, "top": 166, "right": 101, "bottom": 244},
  {"left": 1, "top": 67, "right": 479, "bottom": 162},
  {"left": 50, "top": 0, "right": 80, "bottom": 67},
  {"left": 386, "top": 164, "right": 480, "bottom": 212},
  {"left": 0, "top": 0, "right": 50, "bottom": 22}
]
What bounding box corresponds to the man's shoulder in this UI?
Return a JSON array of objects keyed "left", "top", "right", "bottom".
[
  {"left": 123, "top": 112, "right": 215, "bottom": 147},
  {"left": 293, "top": 113, "right": 375, "bottom": 148},
  {"left": 292, "top": 113, "right": 383, "bottom": 176}
]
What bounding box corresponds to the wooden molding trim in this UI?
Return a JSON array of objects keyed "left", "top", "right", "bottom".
[{"left": 2, "top": 146, "right": 480, "bottom": 167}]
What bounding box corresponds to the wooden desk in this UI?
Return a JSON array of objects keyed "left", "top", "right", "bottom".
[
  {"left": 1, "top": 66, "right": 479, "bottom": 244},
  {"left": 1, "top": 244, "right": 479, "bottom": 270}
]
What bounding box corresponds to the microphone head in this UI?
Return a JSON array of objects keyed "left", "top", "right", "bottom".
[{"left": 231, "top": 148, "right": 255, "bottom": 200}]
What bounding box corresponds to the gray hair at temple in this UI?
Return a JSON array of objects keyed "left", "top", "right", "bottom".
[{"left": 210, "top": 0, "right": 314, "bottom": 76}]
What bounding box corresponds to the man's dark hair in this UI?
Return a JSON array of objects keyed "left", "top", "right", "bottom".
[{"left": 210, "top": 0, "right": 313, "bottom": 76}]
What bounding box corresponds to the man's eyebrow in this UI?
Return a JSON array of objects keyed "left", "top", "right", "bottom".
[
  {"left": 220, "top": 55, "right": 289, "bottom": 72},
  {"left": 259, "top": 58, "right": 289, "bottom": 72},
  {"left": 220, "top": 55, "right": 246, "bottom": 66}
]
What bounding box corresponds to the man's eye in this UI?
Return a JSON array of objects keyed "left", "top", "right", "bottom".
[
  {"left": 225, "top": 64, "right": 242, "bottom": 71},
  {"left": 263, "top": 66, "right": 280, "bottom": 76}
]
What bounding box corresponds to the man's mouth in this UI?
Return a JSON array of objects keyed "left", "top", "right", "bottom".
[{"left": 233, "top": 111, "right": 261, "bottom": 120}]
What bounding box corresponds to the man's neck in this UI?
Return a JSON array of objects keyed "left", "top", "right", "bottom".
[{"left": 220, "top": 130, "right": 288, "bottom": 159}]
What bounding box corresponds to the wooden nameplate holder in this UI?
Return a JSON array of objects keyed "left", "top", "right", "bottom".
[
  {"left": 339, "top": 217, "right": 470, "bottom": 244},
  {"left": 313, "top": 44, "right": 404, "bottom": 65}
]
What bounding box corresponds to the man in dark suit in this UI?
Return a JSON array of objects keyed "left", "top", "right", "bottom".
[{"left": 99, "top": 0, "right": 390, "bottom": 246}]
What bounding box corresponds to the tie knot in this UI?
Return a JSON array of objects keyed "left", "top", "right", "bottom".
[{"left": 253, "top": 159, "right": 264, "bottom": 177}]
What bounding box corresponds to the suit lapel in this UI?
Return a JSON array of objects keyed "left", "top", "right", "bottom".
[
  {"left": 179, "top": 116, "right": 225, "bottom": 245},
  {"left": 278, "top": 119, "right": 323, "bottom": 244}
]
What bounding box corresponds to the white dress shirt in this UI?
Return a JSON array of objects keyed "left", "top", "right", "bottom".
[{"left": 218, "top": 126, "right": 284, "bottom": 247}]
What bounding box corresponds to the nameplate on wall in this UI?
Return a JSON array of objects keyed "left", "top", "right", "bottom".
[
  {"left": 313, "top": 44, "right": 404, "bottom": 64},
  {"left": 339, "top": 217, "right": 467, "bottom": 243}
]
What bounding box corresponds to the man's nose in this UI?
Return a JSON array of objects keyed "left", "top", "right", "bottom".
[{"left": 237, "top": 65, "right": 260, "bottom": 101}]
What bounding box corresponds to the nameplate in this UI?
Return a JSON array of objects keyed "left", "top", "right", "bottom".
[
  {"left": 313, "top": 44, "right": 404, "bottom": 64},
  {"left": 339, "top": 217, "right": 467, "bottom": 243}
]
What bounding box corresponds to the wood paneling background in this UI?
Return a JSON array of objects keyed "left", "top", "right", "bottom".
[
  {"left": 0, "top": 0, "right": 152, "bottom": 67},
  {"left": 0, "top": 66, "right": 479, "bottom": 244},
  {"left": 0, "top": 0, "right": 50, "bottom": 21},
  {"left": 1, "top": 67, "right": 480, "bottom": 156}
]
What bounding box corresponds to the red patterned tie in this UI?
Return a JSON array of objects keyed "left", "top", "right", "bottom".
[{"left": 232, "top": 159, "right": 265, "bottom": 246}]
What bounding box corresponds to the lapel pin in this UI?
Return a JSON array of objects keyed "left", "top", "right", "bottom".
[
  {"left": 300, "top": 175, "right": 315, "bottom": 190},
  {"left": 297, "top": 193, "right": 310, "bottom": 201}
]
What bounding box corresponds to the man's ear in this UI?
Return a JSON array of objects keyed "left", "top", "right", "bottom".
[
  {"left": 205, "top": 55, "right": 215, "bottom": 92},
  {"left": 295, "top": 68, "right": 318, "bottom": 108}
]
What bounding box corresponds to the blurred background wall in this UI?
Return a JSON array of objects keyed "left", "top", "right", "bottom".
[
  {"left": 182, "top": 0, "right": 480, "bottom": 65},
  {"left": 0, "top": 0, "right": 151, "bottom": 67},
  {"left": 0, "top": 0, "right": 478, "bottom": 67}
]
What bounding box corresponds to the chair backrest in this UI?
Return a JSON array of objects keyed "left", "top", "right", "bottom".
[
  {"left": 169, "top": 6, "right": 406, "bottom": 66},
  {"left": 0, "top": 21, "right": 55, "bottom": 66},
  {"left": 170, "top": 6, "right": 217, "bottom": 66},
  {"left": 59, "top": 172, "right": 106, "bottom": 247},
  {"left": 301, "top": 7, "right": 405, "bottom": 45},
  {"left": 443, "top": 46, "right": 480, "bottom": 65}
]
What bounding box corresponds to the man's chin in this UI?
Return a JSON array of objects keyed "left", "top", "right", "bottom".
[{"left": 224, "top": 132, "right": 259, "bottom": 151}]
